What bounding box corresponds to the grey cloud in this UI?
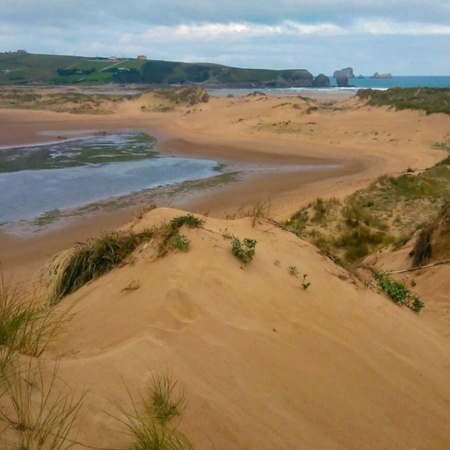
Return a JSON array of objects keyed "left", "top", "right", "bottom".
[{"left": 2, "top": 0, "right": 449, "bottom": 27}]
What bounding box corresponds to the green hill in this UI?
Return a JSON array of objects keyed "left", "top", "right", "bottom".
[{"left": 0, "top": 51, "right": 316, "bottom": 87}]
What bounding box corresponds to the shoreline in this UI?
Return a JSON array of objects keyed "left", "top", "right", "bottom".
[{"left": 1, "top": 91, "right": 449, "bottom": 282}]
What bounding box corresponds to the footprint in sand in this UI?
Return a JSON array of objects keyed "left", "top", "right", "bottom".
[{"left": 150, "top": 288, "right": 197, "bottom": 332}]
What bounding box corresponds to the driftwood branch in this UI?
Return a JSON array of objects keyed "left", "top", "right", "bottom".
[{"left": 387, "top": 259, "right": 450, "bottom": 274}]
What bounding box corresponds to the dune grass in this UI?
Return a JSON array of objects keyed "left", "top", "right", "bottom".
[
  {"left": 1, "top": 358, "right": 84, "bottom": 450},
  {"left": 42, "top": 229, "right": 156, "bottom": 305},
  {"left": 116, "top": 371, "right": 194, "bottom": 450},
  {"left": 285, "top": 152, "right": 450, "bottom": 265},
  {"left": 0, "top": 275, "right": 71, "bottom": 376},
  {"left": 42, "top": 214, "right": 205, "bottom": 304},
  {"left": 0, "top": 271, "right": 83, "bottom": 449},
  {"left": 357, "top": 87, "right": 450, "bottom": 116}
]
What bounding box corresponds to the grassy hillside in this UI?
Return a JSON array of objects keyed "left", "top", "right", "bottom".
[
  {"left": 357, "top": 87, "right": 450, "bottom": 115},
  {"left": 0, "top": 51, "right": 314, "bottom": 87}
]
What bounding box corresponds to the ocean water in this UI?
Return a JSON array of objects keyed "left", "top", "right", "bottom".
[
  {"left": 0, "top": 133, "right": 221, "bottom": 224},
  {"left": 207, "top": 75, "right": 450, "bottom": 96}
]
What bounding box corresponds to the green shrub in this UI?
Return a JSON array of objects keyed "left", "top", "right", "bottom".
[
  {"left": 174, "top": 235, "right": 190, "bottom": 252},
  {"left": 231, "top": 237, "right": 257, "bottom": 265},
  {"left": 375, "top": 272, "right": 424, "bottom": 312}
]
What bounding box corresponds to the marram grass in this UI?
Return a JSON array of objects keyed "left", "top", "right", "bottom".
[
  {"left": 41, "top": 214, "right": 205, "bottom": 304},
  {"left": 42, "top": 229, "right": 156, "bottom": 305}
]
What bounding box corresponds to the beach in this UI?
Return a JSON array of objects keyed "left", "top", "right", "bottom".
[
  {"left": 1, "top": 90, "right": 449, "bottom": 281},
  {"left": 1, "top": 88, "right": 450, "bottom": 449}
]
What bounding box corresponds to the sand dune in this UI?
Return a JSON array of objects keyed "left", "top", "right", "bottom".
[
  {"left": 1, "top": 91, "right": 450, "bottom": 448},
  {"left": 46, "top": 208, "right": 450, "bottom": 449}
]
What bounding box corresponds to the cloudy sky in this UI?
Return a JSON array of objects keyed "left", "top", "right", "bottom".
[{"left": 1, "top": 0, "right": 450, "bottom": 75}]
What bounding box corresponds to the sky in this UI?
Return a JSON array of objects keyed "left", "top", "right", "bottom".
[{"left": 1, "top": 0, "right": 450, "bottom": 76}]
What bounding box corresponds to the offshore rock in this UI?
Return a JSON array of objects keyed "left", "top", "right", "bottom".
[
  {"left": 372, "top": 72, "right": 393, "bottom": 79},
  {"left": 333, "top": 67, "right": 355, "bottom": 78},
  {"left": 313, "top": 73, "right": 331, "bottom": 88},
  {"left": 336, "top": 75, "right": 350, "bottom": 87}
]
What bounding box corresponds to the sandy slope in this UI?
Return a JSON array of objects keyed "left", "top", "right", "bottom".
[{"left": 48, "top": 208, "right": 450, "bottom": 449}]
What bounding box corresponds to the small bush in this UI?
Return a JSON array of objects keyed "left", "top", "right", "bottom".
[
  {"left": 231, "top": 237, "right": 257, "bottom": 265},
  {"left": 288, "top": 266, "right": 298, "bottom": 277}
]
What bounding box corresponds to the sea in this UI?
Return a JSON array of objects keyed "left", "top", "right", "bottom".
[{"left": 207, "top": 75, "right": 450, "bottom": 96}]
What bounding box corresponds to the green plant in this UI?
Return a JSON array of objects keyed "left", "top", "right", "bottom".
[
  {"left": 170, "top": 214, "right": 204, "bottom": 229},
  {"left": 174, "top": 235, "right": 190, "bottom": 252},
  {"left": 0, "top": 275, "right": 70, "bottom": 372},
  {"left": 1, "top": 358, "right": 84, "bottom": 450},
  {"left": 288, "top": 266, "right": 298, "bottom": 277},
  {"left": 116, "top": 371, "right": 194, "bottom": 450},
  {"left": 41, "top": 228, "right": 157, "bottom": 304},
  {"left": 375, "top": 272, "right": 424, "bottom": 312},
  {"left": 301, "top": 274, "right": 311, "bottom": 290},
  {"left": 231, "top": 237, "right": 257, "bottom": 265}
]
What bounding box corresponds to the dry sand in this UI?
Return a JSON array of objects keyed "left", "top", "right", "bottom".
[{"left": 1, "top": 91, "right": 450, "bottom": 449}]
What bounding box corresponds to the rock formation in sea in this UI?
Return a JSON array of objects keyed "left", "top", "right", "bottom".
[
  {"left": 372, "top": 72, "right": 393, "bottom": 79},
  {"left": 313, "top": 73, "right": 331, "bottom": 88},
  {"left": 333, "top": 67, "right": 355, "bottom": 79}
]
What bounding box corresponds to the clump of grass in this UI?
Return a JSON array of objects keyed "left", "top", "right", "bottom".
[
  {"left": 288, "top": 266, "right": 298, "bottom": 277},
  {"left": 231, "top": 237, "right": 257, "bottom": 265},
  {"left": 158, "top": 214, "right": 204, "bottom": 257},
  {"left": 241, "top": 199, "right": 271, "bottom": 226},
  {"left": 116, "top": 371, "right": 194, "bottom": 450},
  {"left": 1, "top": 358, "right": 84, "bottom": 450},
  {"left": 44, "top": 214, "right": 206, "bottom": 303},
  {"left": 44, "top": 230, "right": 155, "bottom": 305},
  {"left": 375, "top": 272, "right": 424, "bottom": 312},
  {"left": 170, "top": 214, "right": 204, "bottom": 229},
  {"left": 0, "top": 275, "right": 70, "bottom": 370}
]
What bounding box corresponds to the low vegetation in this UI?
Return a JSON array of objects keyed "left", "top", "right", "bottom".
[
  {"left": 0, "top": 273, "right": 84, "bottom": 449},
  {"left": 154, "top": 87, "right": 209, "bottom": 106},
  {"left": 285, "top": 153, "right": 450, "bottom": 265},
  {"left": 0, "top": 276, "right": 70, "bottom": 372},
  {"left": 231, "top": 237, "right": 257, "bottom": 265},
  {"left": 41, "top": 214, "right": 205, "bottom": 304},
  {"left": 357, "top": 87, "right": 450, "bottom": 116},
  {"left": 375, "top": 272, "right": 424, "bottom": 312},
  {"left": 116, "top": 371, "right": 194, "bottom": 450}
]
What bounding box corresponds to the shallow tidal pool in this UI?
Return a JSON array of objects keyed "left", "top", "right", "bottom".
[{"left": 0, "top": 132, "right": 221, "bottom": 224}]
